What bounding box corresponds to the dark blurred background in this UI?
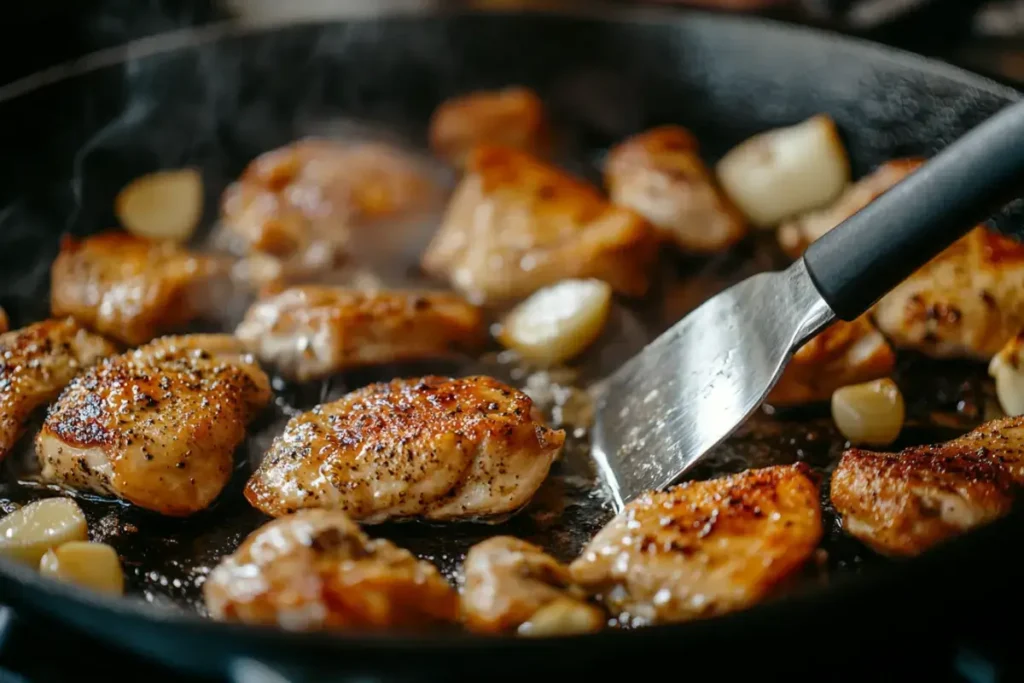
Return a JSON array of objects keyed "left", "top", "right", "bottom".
[{"left": 4, "top": 0, "right": 1024, "bottom": 88}]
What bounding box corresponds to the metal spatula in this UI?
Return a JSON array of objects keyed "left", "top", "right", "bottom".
[{"left": 590, "top": 98, "right": 1024, "bottom": 511}]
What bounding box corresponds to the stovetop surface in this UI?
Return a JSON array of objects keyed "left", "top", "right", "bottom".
[{"left": 3, "top": 2, "right": 1024, "bottom": 681}]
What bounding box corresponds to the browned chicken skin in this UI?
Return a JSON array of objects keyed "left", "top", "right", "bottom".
[
  {"left": 421, "top": 145, "right": 657, "bottom": 304},
  {"left": 429, "top": 87, "right": 550, "bottom": 167},
  {"left": 234, "top": 285, "right": 486, "bottom": 382},
  {"left": 50, "top": 232, "right": 222, "bottom": 346},
  {"left": 777, "top": 158, "right": 923, "bottom": 258},
  {"left": 35, "top": 334, "right": 271, "bottom": 516},
  {"left": 204, "top": 508, "right": 458, "bottom": 631},
  {"left": 569, "top": 464, "right": 822, "bottom": 625},
  {"left": 461, "top": 536, "right": 605, "bottom": 635},
  {"left": 0, "top": 307, "right": 7, "bottom": 333},
  {"left": 872, "top": 227, "right": 1024, "bottom": 360},
  {"left": 245, "top": 375, "right": 565, "bottom": 523},
  {"left": 604, "top": 125, "right": 747, "bottom": 254},
  {"left": 830, "top": 416, "right": 1024, "bottom": 556},
  {"left": 768, "top": 315, "right": 896, "bottom": 406},
  {"left": 220, "top": 139, "right": 443, "bottom": 285},
  {"left": 0, "top": 317, "right": 116, "bottom": 460}
]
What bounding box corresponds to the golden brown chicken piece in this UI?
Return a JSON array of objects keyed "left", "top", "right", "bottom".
[
  {"left": 204, "top": 509, "right": 458, "bottom": 631},
  {"left": 871, "top": 226, "right": 1024, "bottom": 360},
  {"left": 245, "top": 375, "right": 564, "bottom": 523},
  {"left": 234, "top": 285, "right": 486, "bottom": 382},
  {"left": 50, "top": 231, "right": 222, "bottom": 346},
  {"left": 429, "top": 87, "right": 550, "bottom": 167},
  {"left": 767, "top": 315, "right": 896, "bottom": 406},
  {"left": 461, "top": 536, "right": 605, "bottom": 635},
  {"left": 569, "top": 464, "right": 822, "bottom": 625},
  {"left": 0, "top": 307, "right": 7, "bottom": 333},
  {"left": 604, "top": 125, "right": 747, "bottom": 253},
  {"left": 0, "top": 318, "right": 116, "bottom": 460},
  {"left": 421, "top": 145, "right": 657, "bottom": 305},
  {"left": 35, "top": 334, "right": 271, "bottom": 516},
  {"left": 220, "top": 139, "right": 442, "bottom": 285},
  {"left": 777, "top": 158, "right": 923, "bottom": 258},
  {"left": 830, "top": 416, "right": 1024, "bottom": 556}
]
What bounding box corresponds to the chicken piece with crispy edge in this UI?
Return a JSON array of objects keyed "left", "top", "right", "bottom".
[
  {"left": 234, "top": 285, "right": 487, "bottom": 382},
  {"left": 871, "top": 226, "right": 1024, "bottom": 360},
  {"left": 0, "top": 317, "right": 116, "bottom": 461},
  {"left": 777, "top": 158, "right": 923, "bottom": 259},
  {"left": 420, "top": 144, "right": 658, "bottom": 305},
  {"left": 204, "top": 508, "right": 458, "bottom": 631},
  {"left": 569, "top": 464, "right": 822, "bottom": 625},
  {"left": 219, "top": 139, "right": 443, "bottom": 277},
  {"left": 0, "top": 307, "right": 7, "bottom": 333},
  {"left": 429, "top": 86, "right": 551, "bottom": 168},
  {"left": 767, "top": 315, "right": 896, "bottom": 407},
  {"left": 50, "top": 231, "right": 223, "bottom": 346},
  {"left": 603, "top": 125, "right": 748, "bottom": 254},
  {"left": 830, "top": 416, "right": 1024, "bottom": 556},
  {"left": 245, "top": 375, "right": 565, "bottom": 523},
  {"left": 460, "top": 536, "right": 605, "bottom": 635},
  {"left": 35, "top": 334, "right": 271, "bottom": 517}
]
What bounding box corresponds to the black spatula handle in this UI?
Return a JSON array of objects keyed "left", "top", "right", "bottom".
[{"left": 803, "top": 98, "right": 1024, "bottom": 321}]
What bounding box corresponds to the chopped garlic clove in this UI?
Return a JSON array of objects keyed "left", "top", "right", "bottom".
[
  {"left": 40, "top": 541, "right": 124, "bottom": 596},
  {"left": 716, "top": 114, "right": 850, "bottom": 228},
  {"left": 496, "top": 279, "right": 612, "bottom": 366},
  {"left": 115, "top": 168, "right": 203, "bottom": 243},
  {"left": 989, "top": 335, "right": 1024, "bottom": 416},
  {"left": 831, "top": 378, "right": 905, "bottom": 447},
  {"left": 517, "top": 598, "right": 605, "bottom": 637},
  {"left": 0, "top": 498, "right": 88, "bottom": 566}
]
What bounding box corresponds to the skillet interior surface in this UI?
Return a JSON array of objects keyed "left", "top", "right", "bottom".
[{"left": 0, "top": 6, "right": 1023, "bottom": 679}]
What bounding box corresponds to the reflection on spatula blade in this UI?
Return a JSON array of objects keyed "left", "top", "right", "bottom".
[{"left": 590, "top": 259, "right": 834, "bottom": 511}]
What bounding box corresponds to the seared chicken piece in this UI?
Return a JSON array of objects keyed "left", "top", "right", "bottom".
[
  {"left": 50, "top": 231, "right": 222, "bottom": 346},
  {"left": 777, "top": 158, "right": 923, "bottom": 258},
  {"left": 0, "top": 307, "right": 7, "bottom": 333},
  {"left": 220, "top": 139, "right": 442, "bottom": 284},
  {"left": 36, "top": 334, "right": 271, "bottom": 516},
  {"left": 204, "top": 508, "right": 458, "bottom": 631},
  {"left": 569, "top": 464, "right": 822, "bottom": 625},
  {"left": 830, "top": 416, "right": 1024, "bottom": 556},
  {"left": 429, "top": 87, "right": 550, "bottom": 167},
  {"left": 767, "top": 315, "right": 896, "bottom": 406},
  {"left": 0, "top": 318, "right": 116, "bottom": 460},
  {"left": 234, "top": 285, "right": 486, "bottom": 382},
  {"left": 872, "top": 226, "right": 1024, "bottom": 360},
  {"left": 421, "top": 145, "right": 657, "bottom": 304},
  {"left": 461, "top": 536, "right": 604, "bottom": 635},
  {"left": 604, "top": 125, "right": 747, "bottom": 253},
  {"left": 245, "top": 375, "right": 564, "bottom": 523}
]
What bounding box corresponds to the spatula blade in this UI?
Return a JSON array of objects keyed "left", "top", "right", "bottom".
[{"left": 589, "top": 258, "right": 835, "bottom": 510}]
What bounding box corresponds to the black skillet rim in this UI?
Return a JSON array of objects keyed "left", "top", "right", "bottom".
[{"left": 0, "top": 0, "right": 1022, "bottom": 655}]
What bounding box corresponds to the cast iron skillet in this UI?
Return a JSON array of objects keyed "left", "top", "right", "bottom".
[{"left": 1, "top": 4, "right": 1024, "bottom": 682}]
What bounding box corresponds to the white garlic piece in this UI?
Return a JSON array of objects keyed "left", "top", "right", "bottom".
[
  {"left": 116, "top": 168, "right": 203, "bottom": 243},
  {"left": 517, "top": 598, "right": 605, "bottom": 637},
  {"left": 40, "top": 541, "right": 124, "bottom": 596},
  {"left": 0, "top": 498, "right": 88, "bottom": 566},
  {"left": 496, "top": 279, "right": 612, "bottom": 366},
  {"left": 989, "top": 336, "right": 1024, "bottom": 416},
  {"left": 831, "top": 378, "right": 905, "bottom": 447},
  {"left": 716, "top": 114, "right": 850, "bottom": 228}
]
